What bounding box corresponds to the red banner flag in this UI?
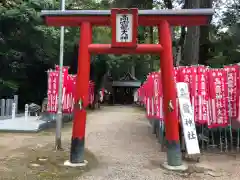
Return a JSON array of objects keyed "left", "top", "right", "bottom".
[{"left": 208, "top": 69, "right": 229, "bottom": 128}]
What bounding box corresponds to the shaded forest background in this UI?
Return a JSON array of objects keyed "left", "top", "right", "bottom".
[{"left": 0, "top": 0, "right": 239, "bottom": 109}]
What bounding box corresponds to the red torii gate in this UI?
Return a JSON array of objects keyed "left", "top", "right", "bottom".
[{"left": 41, "top": 8, "right": 213, "bottom": 169}]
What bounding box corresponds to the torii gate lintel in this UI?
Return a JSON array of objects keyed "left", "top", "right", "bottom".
[{"left": 41, "top": 9, "right": 213, "bottom": 26}]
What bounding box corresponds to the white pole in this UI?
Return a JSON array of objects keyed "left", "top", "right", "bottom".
[
  {"left": 25, "top": 104, "right": 29, "bottom": 121},
  {"left": 14, "top": 95, "right": 18, "bottom": 114},
  {"left": 1, "top": 99, "right": 5, "bottom": 116},
  {"left": 56, "top": 0, "right": 65, "bottom": 150},
  {"left": 11, "top": 103, "right": 16, "bottom": 120},
  {"left": 6, "top": 99, "right": 10, "bottom": 116}
]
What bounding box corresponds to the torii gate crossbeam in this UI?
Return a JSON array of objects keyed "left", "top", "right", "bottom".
[{"left": 41, "top": 9, "right": 213, "bottom": 26}]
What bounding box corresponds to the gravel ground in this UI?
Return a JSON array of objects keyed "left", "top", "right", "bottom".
[
  {"left": 79, "top": 106, "right": 240, "bottom": 180},
  {"left": 0, "top": 106, "right": 240, "bottom": 179},
  {"left": 79, "top": 106, "right": 167, "bottom": 180}
]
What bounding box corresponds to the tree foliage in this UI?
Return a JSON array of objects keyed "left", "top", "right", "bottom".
[
  {"left": 0, "top": 0, "right": 239, "bottom": 108},
  {"left": 0, "top": 0, "right": 58, "bottom": 105}
]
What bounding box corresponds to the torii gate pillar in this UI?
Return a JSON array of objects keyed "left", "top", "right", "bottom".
[
  {"left": 158, "top": 20, "right": 182, "bottom": 166},
  {"left": 70, "top": 22, "right": 92, "bottom": 165},
  {"left": 41, "top": 8, "right": 213, "bottom": 169}
]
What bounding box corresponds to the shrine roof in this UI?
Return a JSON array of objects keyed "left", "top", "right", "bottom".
[
  {"left": 112, "top": 72, "right": 141, "bottom": 87},
  {"left": 41, "top": 9, "right": 214, "bottom": 26},
  {"left": 112, "top": 81, "right": 141, "bottom": 87},
  {"left": 119, "top": 72, "right": 138, "bottom": 81}
]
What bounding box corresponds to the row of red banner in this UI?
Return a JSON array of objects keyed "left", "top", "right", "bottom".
[
  {"left": 138, "top": 65, "right": 240, "bottom": 128},
  {"left": 47, "top": 65, "right": 95, "bottom": 113}
]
